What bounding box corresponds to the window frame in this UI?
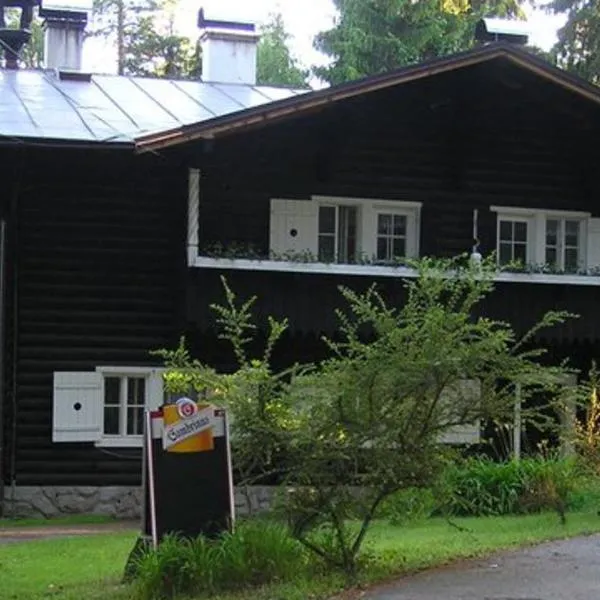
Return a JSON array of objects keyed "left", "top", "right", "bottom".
[
  {"left": 544, "top": 216, "right": 584, "bottom": 272},
  {"left": 313, "top": 196, "right": 421, "bottom": 264},
  {"left": 496, "top": 215, "right": 532, "bottom": 266},
  {"left": 318, "top": 203, "right": 359, "bottom": 263},
  {"left": 491, "top": 206, "right": 590, "bottom": 271},
  {"left": 95, "top": 366, "right": 165, "bottom": 448}
]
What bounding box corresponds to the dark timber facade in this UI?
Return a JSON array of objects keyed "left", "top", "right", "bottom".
[{"left": 3, "top": 44, "right": 600, "bottom": 513}]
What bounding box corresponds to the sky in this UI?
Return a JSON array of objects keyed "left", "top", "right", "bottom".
[{"left": 83, "top": 0, "right": 567, "bottom": 78}]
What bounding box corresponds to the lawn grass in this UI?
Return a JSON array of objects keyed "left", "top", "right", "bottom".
[
  {"left": 0, "top": 514, "right": 119, "bottom": 529},
  {"left": 1, "top": 511, "right": 599, "bottom": 600}
]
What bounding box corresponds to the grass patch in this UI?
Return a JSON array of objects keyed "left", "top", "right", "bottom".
[
  {"left": 0, "top": 514, "right": 119, "bottom": 529},
  {"left": 1, "top": 511, "right": 599, "bottom": 600}
]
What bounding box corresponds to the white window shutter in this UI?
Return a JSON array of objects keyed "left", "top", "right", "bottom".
[
  {"left": 587, "top": 218, "right": 600, "bottom": 271},
  {"left": 147, "top": 370, "right": 164, "bottom": 410},
  {"left": 53, "top": 372, "right": 103, "bottom": 442},
  {"left": 270, "top": 199, "right": 318, "bottom": 256},
  {"left": 438, "top": 379, "right": 481, "bottom": 445}
]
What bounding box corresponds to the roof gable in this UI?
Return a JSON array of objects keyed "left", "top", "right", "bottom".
[{"left": 135, "top": 43, "right": 600, "bottom": 152}]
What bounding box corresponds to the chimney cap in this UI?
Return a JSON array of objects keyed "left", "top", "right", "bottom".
[
  {"left": 39, "top": 7, "right": 87, "bottom": 26},
  {"left": 475, "top": 18, "right": 530, "bottom": 45},
  {"left": 197, "top": 8, "right": 256, "bottom": 34},
  {"left": 40, "top": 0, "right": 92, "bottom": 12}
]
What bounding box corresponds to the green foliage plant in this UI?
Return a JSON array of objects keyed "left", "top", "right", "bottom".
[
  {"left": 156, "top": 277, "right": 309, "bottom": 513},
  {"left": 440, "top": 454, "right": 579, "bottom": 522},
  {"left": 282, "top": 256, "right": 574, "bottom": 576},
  {"left": 132, "top": 520, "right": 308, "bottom": 600}
]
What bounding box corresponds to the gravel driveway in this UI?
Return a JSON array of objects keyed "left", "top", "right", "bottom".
[
  {"left": 366, "top": 534, "right": 600, "bottom": 600},
  {"left": 0, "top": 521, "right": 137, "bottom": 544}
]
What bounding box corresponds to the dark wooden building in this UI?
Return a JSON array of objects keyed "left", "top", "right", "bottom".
[{"left": 2, "top": 18, "right": 600, "bottom": 515}]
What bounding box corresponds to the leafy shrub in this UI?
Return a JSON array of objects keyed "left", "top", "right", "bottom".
[
  {"left": 132, "top": 520, "right": 309, "bottom": 599},
  {"left": 132, "top": 534, "right": 199, "bottom": 600},
  {"left": 217, "top": 519, "right": 308, "bottom": 587},
  {"left": 377, "top": 487, "right": 436, "bottom": 525},
  {"left": 440, "top": 455, "right": 580, "bottom": 518}
]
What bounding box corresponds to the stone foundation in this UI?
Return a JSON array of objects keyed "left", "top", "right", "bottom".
[{"left": 2, "top": 485, "right": 278, "bottom": 519}]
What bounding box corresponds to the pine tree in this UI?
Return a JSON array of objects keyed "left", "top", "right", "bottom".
[{"left": 314, "top": 0, "right": 527, "bottom": 85}]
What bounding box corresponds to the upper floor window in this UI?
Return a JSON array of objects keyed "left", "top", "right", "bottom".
[
  {"left": 270, "top": 197, "right": 421, "bottom": 264},
  {"left": 376, "top": 213, "right": 407, "bottom": 262},
  {"left": 318, "top": 205, "right": 358, "bottom": 263},
  {"left": 498, "top": 219, "right": 528, "bottom": 265},
  {"left": 492, "top": 206, "right": 589, "bottom": 273},
  {"left": 545, "top": 218, "right": 582, "bottom": 272}
]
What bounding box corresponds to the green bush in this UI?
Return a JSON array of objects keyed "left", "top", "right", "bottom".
[
  {"left": 440, "top": 456, "right": 581, "bottom": 518},
  {"left": 377, "top": 487, "right": 436, "bottom": 525},
  {"left": 132, "top": 520, "right": 309, "bottom": 599}
]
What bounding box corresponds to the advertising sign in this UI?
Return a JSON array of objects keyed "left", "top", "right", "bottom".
[
  {"left": 162, "top": 398, "right": 214, "bottom": 453},
  {"left": 141, "top": 401, "right": 234, "bottom": 547}
]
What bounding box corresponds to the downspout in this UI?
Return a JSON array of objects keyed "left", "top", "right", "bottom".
[
  {"left": 7, "top": 155, "right": 23, "bottom": 516},
  {"left": 0, "top": 219, "right": 6, "bottom": 516}
]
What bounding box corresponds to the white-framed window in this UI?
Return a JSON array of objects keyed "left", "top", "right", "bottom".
[
  {"left": 375, "top": 211, "right": 409, "bottom": 262},
  {"left": 498, "top": 218, "right": 529, "bottom": 265},
  {"left": 545, "top": 217, "right": 582, "bottom": 272},
  {"left": 52, "top": 366, "right": 164, "bottom": 447},
  {"left": 318, "top": 204, "right": 358, "bottom": 263},
  {"left": 491, "top": 206, "right": 590, "bottom": 272},
  {"left": 102, "top": 373, "right": 146, "bottom": 438},
  {"left": 270, "top": 197, "right": 421, "bottom": 264}
]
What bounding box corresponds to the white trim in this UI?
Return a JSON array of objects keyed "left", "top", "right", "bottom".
[
  {"left": 95, "top": 436, "right": 143, "bottom": 448},
  {"left": 96, "top": 366, "right": 164, "bottom": 375},
  {"left": 495, "top": 271, "right": 600, "bottom": 285},
  {"left": 95, "top": 366, "right": 164, "bottom": 448},
  {"left": 313, "top": 195, "right": 423, "bottom": 211},
  {"left": 490, "top": 205, "right": 591, "bottom": 218},
  {"left": 193, "top": 255, "right": 600, "bottom": 285},
  {"left": 312, "top": 196, "right": 421, "bottom": 261},
  {"left": 195, "top": 255, "right": 417, "bottom": 277},
  {"left": 493, "top": 206, "right": 589, "bottom": 270}
]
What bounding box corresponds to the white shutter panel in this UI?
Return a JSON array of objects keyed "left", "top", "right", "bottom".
[
  {"left": 147, "top": 370, "right": 164, "bottom": 410},
  {"left": 587, "top": 218, "right": 600, "bottom": 271},
  {"left": 53, "top": 372, "right": 103, "bottom": 442},
  {"left": 269, "top": 199, "right": 318, "bottom": 256},
  {"left": 438, "top": 379, "right": 481, "bottom": 445}
]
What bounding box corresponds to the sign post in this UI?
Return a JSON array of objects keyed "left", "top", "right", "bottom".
[{"left": 125, "top": 398, "right": 235, "bottom": 578}]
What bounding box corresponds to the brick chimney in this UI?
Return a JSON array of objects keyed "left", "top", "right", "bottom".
[
  {"left": 40, "top": 6, "right": 87, "bottom": 71},
  {"left": 198, "top": 8, "right": 260, "bottom": 85}
]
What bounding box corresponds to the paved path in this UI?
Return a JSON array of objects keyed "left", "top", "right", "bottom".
[
  {"left": 366, "top": 535, "right": 600, "bottom": 600},
  {"left": 0, "top": 521, "right": 137, "bottom": 544}
]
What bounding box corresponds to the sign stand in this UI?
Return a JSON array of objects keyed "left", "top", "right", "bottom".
[{"left": 124, "top": 399, "right": 235, "bottom": 580}]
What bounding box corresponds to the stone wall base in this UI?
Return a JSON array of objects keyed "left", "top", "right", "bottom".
[{"left": 2, "top": 485, "right": 278, "bottom": 519}]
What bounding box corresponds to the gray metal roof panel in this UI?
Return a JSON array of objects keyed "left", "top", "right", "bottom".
[{"left": 0, "top": 69, "right": 308, "bottom": 144}]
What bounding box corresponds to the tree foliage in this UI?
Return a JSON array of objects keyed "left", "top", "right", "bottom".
[
  {"left": 156, "top": 278, "right": 306, "bottom": 511},
  {"left": 314, "top": 0, "right": 527, "bottom": 84},
  {"left": 123, "top": 14, "right": 199, "bottom": 77},
  {"left": 159, "top": 258, "right": 574, "bottom": 575},
  {"left": 282, "top": 257, "right": 573, "bottom": 573},
  {"left": 92, "top": 0, "right": 200, "bottom": 78},
  {"left": 90, "top": 4, "right": 306, "bottom": 82},
  {"left": 257, "top": 13, "right": 309, "bottom": 88},
  {"left": 549, "top": 0, "right": 600, "bottom": 84}
]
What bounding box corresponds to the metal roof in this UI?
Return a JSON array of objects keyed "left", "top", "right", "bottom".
[{"left": 0, "top": 69, "right": 308, "bottom": 144}]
